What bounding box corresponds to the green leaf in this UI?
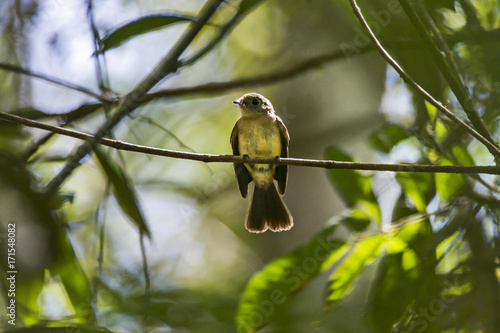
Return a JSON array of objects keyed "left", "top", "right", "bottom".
[
  {"left": 236, "top": 224, "right": 348, "bottom": 332},
  {"left": 238, "top": 0, "right": 265, "bottom": 16},
  {"left": 326, "top": 234, "right": 385, "bottom": 306},
  {"left": 369, "top": 123, "right": 409, "bottom": 153},
  {"left": 94, "top": 147, "right": 151, "bottom": 238},
  {"left": 396, "top": 171, "right": 435, "bottom": 211},
  {"left": 325, "top": 147, "right": 381, "bottom": 223},
  {"left": 53, "top": 229, "right": 95, "bottom": 322},
  {"left": 340, "top": 209, "right": 371, "bottom": 232},
  {"left": 435, "top": 158, "right": 466, "bottom": 201},
  {"left": 98, "top": 14, "right": 195, "bottom": 53},
  {"left": 369, "top": 251, "right": 418, "bottom": 332},
  {"left": 391, "top": 194, "right": 419, "bottom": 222}
]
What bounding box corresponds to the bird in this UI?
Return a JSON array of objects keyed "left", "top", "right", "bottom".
[{"left": 230, "top": 93, "right": 293, "bottom": 233}]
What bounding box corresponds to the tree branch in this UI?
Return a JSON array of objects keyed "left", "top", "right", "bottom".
[
  {"left": 53, "top": 45, "right": 375, "bottom": 124},
  {"left": 398, "top": 0, "right": 499, "bottom": 157},
  {"left": 0, "top": 62, "right": 112, "bottom": 102},
  {"left": 348, "top": 0, "right": 500, "bottom": 159},
  {"left": 2, "top": 111, "right": 500, "bottom": 175},
  {"left": 43, "top": 0, "right": 226, "bottom": 197}
]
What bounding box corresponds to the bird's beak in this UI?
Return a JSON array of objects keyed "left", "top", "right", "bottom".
[{"left": 233, "top": 99, "right": 243, "bottom": 105}]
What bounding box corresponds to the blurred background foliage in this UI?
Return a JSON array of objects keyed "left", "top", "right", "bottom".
[{"left": 1, "top": 0, "right": 500, "bottom": 332}]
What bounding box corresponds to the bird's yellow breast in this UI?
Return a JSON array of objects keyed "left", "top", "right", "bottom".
[{"left": 237, "top": 115, "right": 281, "bottom": 188}]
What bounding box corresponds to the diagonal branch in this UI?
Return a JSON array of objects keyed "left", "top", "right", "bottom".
[
  {"left": 398, "top": 0, "right": 499, "bottom": 157},
  {"left": 54, "top": 45, "right": 375, "bottom": 124},
  {"left": 2, "top": 111, "right": 500, "bottom": 175},
  {"left": 348, "top": 0, "right": 500, "bottom": 159},
  {"left": 43, "top": 0, "right": 226, "bottom": 197}
]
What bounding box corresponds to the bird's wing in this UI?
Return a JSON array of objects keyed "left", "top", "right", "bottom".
[
  {"left": 275, "top": 116, "right": 289, "bottom": 195},
  {"left": 231, "top": 121, "right": 252, "bottom": 198}
]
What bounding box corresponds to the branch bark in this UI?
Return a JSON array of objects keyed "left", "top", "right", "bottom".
[{"left": 2, "top": 111, "right": 499, "bottom": 175}]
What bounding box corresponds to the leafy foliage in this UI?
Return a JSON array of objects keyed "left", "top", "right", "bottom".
[
  {"left": 2, "top": 0, "right": 500, "bottom": 332},
  {"left": 236, "top": 224, "right": 348, "bottom": 332}
]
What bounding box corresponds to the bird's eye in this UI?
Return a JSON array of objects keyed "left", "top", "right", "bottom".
[{"left": 251, "top": 98, "right": 260, "bottom": 106}]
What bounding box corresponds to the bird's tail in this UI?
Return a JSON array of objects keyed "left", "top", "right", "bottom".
[{"left": 246, "top": 183, "right": 293, "bottom": 233}]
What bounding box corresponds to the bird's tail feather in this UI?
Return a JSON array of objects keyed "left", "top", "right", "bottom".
[{"left": 246, "top": 183, "right": 293, "bottom": 233}]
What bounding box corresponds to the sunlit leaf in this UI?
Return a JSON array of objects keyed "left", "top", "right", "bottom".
[
  {"left": 396, "top": 171, "right": 435, "bottom": 211},
  {"left": 369, "top": 123, "right": 409, "bottom": 153},
  {"left": 94, "top": 147, "right": 151, "bottom": 238},
  {"left": 451, "top": 145, "right": 474, "bottom": 166},
  {"left": 435, "top": 157, "right": 466, "bottom": 200},
  {"left": 98, "top": 14, "right": 195, "bottom": 53},
  {"left": 236, "top": 224, "right": 348, "bottom": 332},
  {"left": 326, "top": 234, "right": 385, "bottom": 306},
  {"left": 325, "top": 147, "right": 381, "bottom": 223}
]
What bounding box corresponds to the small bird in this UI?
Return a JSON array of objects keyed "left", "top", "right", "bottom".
[{"left": 230, "top": 93, "right": 293, "bottom": 233}]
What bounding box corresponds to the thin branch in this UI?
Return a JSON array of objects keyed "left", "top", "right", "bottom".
[
  {"left": 0, "top": 62, "right": 112, "bottom": 102},
  {"left": 2, "top": 111, "right": 500, "bottom": 175},
  {"left": 87, "top": 0, "right": 111, "bottom": 96},
  {"left": 145, "top": 47, "right": 375, "bottom": 102},
  {"left": 43, "top": 0, "right": 226, "bottom": 197},
  {"left": 348, "top": 0, "right": 500, "bottom": 159}
]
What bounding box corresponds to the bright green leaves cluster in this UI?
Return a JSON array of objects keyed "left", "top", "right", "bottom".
[{"left": 326, "top": 234, "right": 384, "bottom": 306}]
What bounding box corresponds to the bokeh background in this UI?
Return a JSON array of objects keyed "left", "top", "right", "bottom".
[{"left": 2, "top": 0, "right": 500, "bottom": 332}]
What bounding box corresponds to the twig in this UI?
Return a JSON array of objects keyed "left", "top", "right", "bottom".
[
  {"left": 2, "top": 111, "right": 500, "bottom": 175},
  {"left": 348, "top": 0, "right": 500, "bottom": 158},
  {"left": 0, "top": 62, "right": 111, "bottom": 102},
  {"left": 43, "top": 0, "right": 226, "bottom": 197}
]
